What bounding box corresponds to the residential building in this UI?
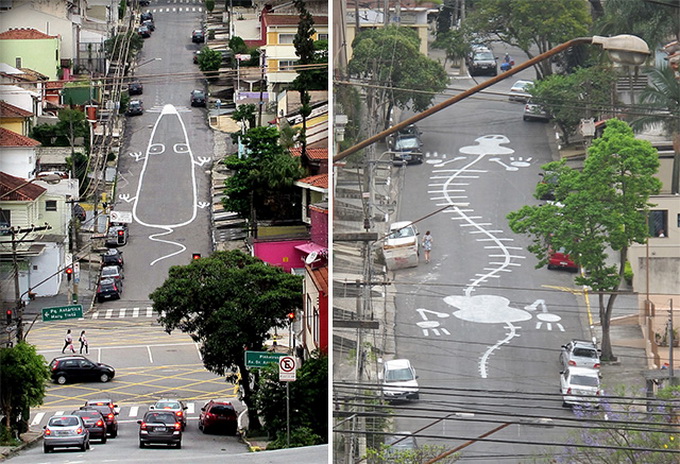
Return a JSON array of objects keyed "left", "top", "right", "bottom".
[
  {"left": 0, "top": 100, "right": 32, "bottom": 136},
  {"left": 0, "top": 28, "right": 61, "bottom": 80},
  {"left": 0, "top": 126, "right": 39, "bottom": 179}
]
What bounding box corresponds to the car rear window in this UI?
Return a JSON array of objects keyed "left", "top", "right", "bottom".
[
  {"left": 574, "top": 348, "right": 598, "bottom": 358},
  {"left": 571, "top": 375, "right": 599, "bottom": 387},
  {"left": 48, "top": 416, "right": 79, "bottom": 427},
  {"left": 145, "top": 412, "right": 176, "bottom": 424},
  {"left": 210, "top": 405, "right": 235, "bottom": 415}
]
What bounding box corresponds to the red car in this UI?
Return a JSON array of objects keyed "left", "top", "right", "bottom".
[
  {"left": 547, "top": 247, "right": 578, "bottom": 272},
  {"left": 198, "top": 400, "right": 238, "bottom": 435}
]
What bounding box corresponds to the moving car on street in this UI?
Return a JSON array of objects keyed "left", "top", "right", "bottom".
[
  {"left": 96, "top": 277, "right": 122, "bottom": 302},
  {"left": 382, "top": 358, "right": 419, "bottom": 402},
  {"left": 523, "top": 99, "right": 550, "bottom": 121},
  {"left": 149, "top": 399, "right": 188, "bottom": 431},
  {"left": 509, "top": 79, "right": 533, "bottom": 102},
  {"left": 82, "top": 399, "right": 119, "bottom": 438},
  {"left": 49, "top": 355, "right": 116, "bottom": 385},
  {"left": 70, "top": 409, "right": 108, "bottom": 443},
  {"left": 560, "top": 366, "right": 601, "bottom": 408},
  {"left": 467, "top": 47, "right": 498, "bottom": 76},
  {"left": 43, "top": 415, "right": 90, "bottom": 453},
  {"left": 560, "top": 340, "right": 601, "bottom": 370},
  {"left": 198, "top": 400, "right": 238, "bottom": 435},
  {"left": 138, "top": 411, "right": 183, "bottom": 448}
]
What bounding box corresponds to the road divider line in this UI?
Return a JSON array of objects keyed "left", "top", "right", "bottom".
[{"left": 147, "top": 345, "right": 153, "bottom": 363}]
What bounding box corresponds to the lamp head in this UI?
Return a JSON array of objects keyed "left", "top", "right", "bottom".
[{"left": 591, "top": 34, "right": 650, "bottom": 66}]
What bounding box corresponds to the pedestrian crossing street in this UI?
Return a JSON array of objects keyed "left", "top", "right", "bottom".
[
  {"left": 30, "top": 402, "right": 209, "bottom": 427},
  {"left": 90, "top": 307, "right": 163, "bottom": 319}
]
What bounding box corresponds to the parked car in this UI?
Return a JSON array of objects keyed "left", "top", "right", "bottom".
[
  {"left": 101, "top": 248, "right": 124, "bottom": 268},
  {"left": 49, "top": 355, "right": 116, "bottom": 385},
  {"left": 139, "top": 0, "right": 150, "bottom": 5},
  {"left": 126, "top": 100, "right": 144, "bottom": 116},
  {"left": 537, "top": 170, "right": 558, "bottom": 201},
  {"left": 560, "top": 366, "right": 601, "bottom": 407},
  {"left": 140, "top": 11, "right": 153, "bottom": 22},
  {"left": 105, "top": 224, "right": 129, "bottom": 247},
  {"left": 142, "top": 19, "right": 155, "bottom": 31},
  {"left": 70, "top": 409, "right": 108, "bottom": 443},
  {"left": 43, "top": 415, "right": 90, "bottom": 453},
  {"left": 149, "top": 399, "right": 188, "bottom": 431},
  {"left": 97, "top": 277, "right": 122, "bottom": 302},
  {"left": 547, "top": 246, "right": 578, "bottom": 272},
  {"left": 560, "top": 340, "right": 601, "bottom": 370},
  {"left": 137, "top": 25, "right": 151, "bottom": 38},
  {"left": 523, "top": 99, "right": 550, "bottom": 122},
  {"left": 190, "top": 89, "right": 206, "bottom": 107},
  {"left": 192, "top": 29, "right": 205, "bottom": 43},
  {"left": 509, "top": 79, "right": 533, "bottom": 102},
  {"left": 467, "top": 47, "right": 498, "bottom": 76},
  {"left": 198, "top": 400, "right": 238, "bottom": 435},
  {"left": 138, "top": 410, "right": 182, "bottom": 448},
  {"left": 128, "top": 80, "right": 143, "bottom": 95},
  {"left": 101, "top": 264, "right": 124, "bottom": 281},
  {"left": 82, "top": 399, "right": 119, "bottom": 438},
  {"left": 382, "top": 359, "right": 419, "bottom": 402},
  {"left": 383, "top": 221, "right": 420, "bottom": 271}
]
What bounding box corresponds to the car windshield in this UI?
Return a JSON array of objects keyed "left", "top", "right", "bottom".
[
  {"left": 395, "top": 137, "right": 419, "bottom": 150},
  {"left": 386, "top": 367, "right": 414, "bottom": 382},
  {"left": 571, "top": 375, "right": 599, "bottom": 387},
  {"left": 146, "top": 412, "right": 176, "bottom": 425},
  {"left": 574, "top": 348, "right": 598, "bottom": 359},
  {"left": 389, "top": 227, "right": 415, "bottom": 240},
  {"left": 48, "top": 416, "right": 79, "bottom": 427},
  {"left": 475, "top": 51, "right": 494, "bottom": 60}
]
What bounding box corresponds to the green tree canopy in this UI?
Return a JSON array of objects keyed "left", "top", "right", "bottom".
[
  {"left": 464, "top": 0, "right": 591, "bottom": 79},
  {"left": 197, "top": 46, "right": 222, "bottom": 74},
  {"left": 29, "top": 108, "right": 90, "bottom": 149},
  {"left": 223, "top": 126, "right": 305, "bottom": 220},
  {"left": 254, "top": 351, "right": 328, "bottom": 445},
  {"left": 508, "top": 119, "right": 661, "bottom": 361},
  {"left": 149, "top": 250, "right": 303, "bottom": 431},
  {"left": 531, "top": 65, "right": 619, "bottom": 145},
  {"left": 0, "top": 343, "right": 50, "bottom": 437},
  {"left": 104, "top": 31, "right": 143, "bottom": 62}
]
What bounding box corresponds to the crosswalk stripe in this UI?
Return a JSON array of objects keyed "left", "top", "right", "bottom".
[
  {"left": 55, "top": 411, "right": 65, "bottom": 416},
  {"left": 133, "top": 307, "right": 139, "bottom": 318},
  {"left": 30, "top": 412, "right": 45, "bottom": 426},
  {"left": 147, "top": 307, "right": 153, "bottom": 317},
  {"left": 119, "top": 308, "right": 126, "bottom": 318},
  {"left": 105, "top": 309, "right": 114, "bottom": 319},
  {"left": 187, "top": 403, "right": 195, "bottom": 414},
  {"left": 129, "top": 406, "right": 139, "bottom": 417},
  {"left": 92, "top": 311, "right": 99, "bottom": 319}
]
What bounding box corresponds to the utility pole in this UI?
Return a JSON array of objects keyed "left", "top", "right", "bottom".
[{"left": 257, "top": 49, "right": 266, "bottom": 127}]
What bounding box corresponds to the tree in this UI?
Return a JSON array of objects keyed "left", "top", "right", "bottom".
[
  {"left": 531, "top": 66, "right": 619, "bottom": 145},
  {"left": 464, "top": 0, "right": 591, "bottom": 79},
  {"left": 197, "top": 46, "right": 222, "bottom": 75},
  {"left": 431, "top": 28, "right": 471, "bottom": 69},
  {"left": 229, "top": 36, "right": 248, "bottom": 55},
  {"left": 292, "top": 0, "right": 317, "bottom": 159},
  {"left": 366, "top": 443, "right": 461, "bottom": 463},
  {"left": 254, "top": 351, "right": 328, "bottom": 446},
  {"left": 149, "top": 250, "right": 303, "bottom": 432},
  {"left": 231, "top": 103, "right": 257, "bottom": 131},
  {"left": 0, "top": 343, "right": 50, "bottom": 438},
  {"left": 557, "top": 386, "right": 680, "bottom": 463},
  {"left": 632, "top": 65, "right": 680, "bottom": 194},
  {"left": 348, "top": 26, "right": 448, "bottom": 132},
  {"left": 507, "top": 119, "right": 661, "bottom": 361},
  {"left": 222, "top": 126, "right": 305, "bottom": 220},
  {"left": 104, "top": 31, "right": 143, "bottom": 62}
]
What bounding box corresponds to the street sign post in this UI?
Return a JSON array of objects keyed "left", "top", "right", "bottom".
[
  {"left": 244, "top": 350, "right": 285, "bottom": 368},
  {"left": 278, "top": 355, "right": 297, "bottom": 382},
  {"left": 42, "top": 305, "right": 83, "bottom": 322}
]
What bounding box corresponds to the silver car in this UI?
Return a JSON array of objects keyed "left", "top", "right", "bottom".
[
  {"left": 560, "top": 340, "right": 601, "bottom": 370},
  {"left": 43, "top": 414, "right": 90, "bottom": 453},
  {"left": 101, "top": 265, "right": 123, "bottom": 281},
  {"left": 382, "top": 359, "right": 419, "bottom": 402},
  {"left": 560, "top": 367, "right": 601, "bottom": 407}
]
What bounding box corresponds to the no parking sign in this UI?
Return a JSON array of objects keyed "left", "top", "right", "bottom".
[{"left": 278, "top": 356, "right": 297, "bottom": 382}]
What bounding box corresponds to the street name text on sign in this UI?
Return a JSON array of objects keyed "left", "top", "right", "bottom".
[
  {"left": 245, "top": 350, "right": 286, "bottom": 368},
  {"left": 279, "top": 355, "right": 297, "bottom": 382},
  {"left": 42, "top": 305, "right": 83, "bottom": 322}
]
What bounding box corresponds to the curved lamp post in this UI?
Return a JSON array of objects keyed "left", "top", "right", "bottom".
[{"left": 334, "top": 34, "right": 650, "bottom": 162}]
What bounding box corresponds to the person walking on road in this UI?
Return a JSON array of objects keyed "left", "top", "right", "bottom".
[
  {"left": 79, "top": 330, "right": 89, "bottom": 354},
  {"left": 422, "top": 231, "right": 433, "bottom": 263},
  {"left": 62, "top": 329, "right": 75, "bottom": 353}
]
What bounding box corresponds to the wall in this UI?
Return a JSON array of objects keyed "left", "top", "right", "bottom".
[
  {"left": 0, "top": 36, "right": 61, "bottom": 80},
  {"left": 253, "top": 239, "right": 308, "bottom": 273}
]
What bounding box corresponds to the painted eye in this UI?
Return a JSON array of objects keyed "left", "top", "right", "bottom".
[
  {"left": 173, "top": 144, "right": 190, "bottom": 153},
  {"left": 149, "top": 143, "right": 165, "bottom": 154}
]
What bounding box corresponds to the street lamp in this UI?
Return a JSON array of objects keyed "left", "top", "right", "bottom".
[{"left": 334, "top": 34, "right": 650, "bottom": 162}]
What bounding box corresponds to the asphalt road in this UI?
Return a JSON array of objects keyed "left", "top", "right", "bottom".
[{"left": 387, "top": 64, "right": 596, "bottom": 462}]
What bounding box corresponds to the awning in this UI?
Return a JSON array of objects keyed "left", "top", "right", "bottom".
[{"left": 294, "top": 242, "right": 327, "bottom": 256}]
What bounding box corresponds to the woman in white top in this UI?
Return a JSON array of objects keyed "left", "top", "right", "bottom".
[{"left": 422, "top": 231, "right": 433, "bottom": 263}]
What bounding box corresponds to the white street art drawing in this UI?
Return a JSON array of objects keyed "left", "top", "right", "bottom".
[{"left": 120, "top": 104, "right": 210, "bottom": 265}]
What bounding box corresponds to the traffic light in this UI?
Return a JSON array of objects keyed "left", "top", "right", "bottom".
[
  {"left": 65, "top": 266, "right": 73, "bottom": 282},
  {"left": 286, "top": 311, "right": 296, "bottom": 323},
  {"left": 5, "top": 309, "right": 11, "bottom": 324},
  {"left": 192, "top": 253, "right": 201, "bottom": 260},
  {"left": 117, "top": 229, "right": 125, "bottom": 245}
]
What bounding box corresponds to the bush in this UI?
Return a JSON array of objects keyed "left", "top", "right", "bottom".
[
  {"left": 205, "top": 0, "right": 214, "bottom": 12},
  {"left": 266, "top": 427, "right": 323, "bottom": 450},
  {"left": 623, "top": 260, "right": 633, "bottom": 285}
]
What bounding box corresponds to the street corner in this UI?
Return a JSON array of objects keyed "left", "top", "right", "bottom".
[{"left": 209, "top": 115, "right": 242, "bottom": 133}]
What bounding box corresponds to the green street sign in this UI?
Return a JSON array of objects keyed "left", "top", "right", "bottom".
[
  {"left": 245, "top": 350, "right": 285, "bottom": 368},
  {"left": 42, "top": 305, "right": 83, "bottom": 322}
]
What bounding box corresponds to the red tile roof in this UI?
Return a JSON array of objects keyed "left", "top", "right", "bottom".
[
  {"left": 265, "top": 14, "right": 328, "bottom": 26},
  {"left": 297, "top": 173, "right": 328, "bottom": 189},
  {"left": 0, "top": 172, "right": 46, "bottom": 201},
  {"left": 290, "top": 147, "right": 328, "bottom": 160},
  {"left": 0, "top": 127, "right": 40, "bottom": 147},
  {"left": 0, "top": 28, "right": 58, "bottom": 40},
  {"left": 309, "top": 265, "right": 328, "bottom": 294},
  {"left": 0, "top": 101, "right": 33, "bottom": 118}
]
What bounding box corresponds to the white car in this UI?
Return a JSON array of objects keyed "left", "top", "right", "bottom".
[
  {"left": 382, "top": 359, "right": 419, "bottom": 401},
  {"left": 560, "top": 340, "right": 601, "bottom": 370},
  {"left": 523, "top": 99, "right": 550, "bottom": 122},
  {"left": 101, "top": 265, "right": 123, "bottom": 281},
  {"left": 560, "top": 366, "right": 601, "bottom": 407},
  {"left": 509, "top": 79, "right": 533, "bottom": 102}
]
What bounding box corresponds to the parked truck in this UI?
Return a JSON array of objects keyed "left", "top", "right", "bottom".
[{"left": 382, "top": 221, "right": 420, "bottom": 270}]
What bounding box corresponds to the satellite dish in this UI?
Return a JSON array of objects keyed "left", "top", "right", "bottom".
[{"left": 305, "top": 251, "right": 319, "bottom": 265}]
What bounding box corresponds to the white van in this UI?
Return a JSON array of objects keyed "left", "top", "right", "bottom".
[
  {"left": 382, "top": 359, "right": 419, "bottom": 402},
  {"left": 382, "top": 222, "right": 419, "bottom": 270}
]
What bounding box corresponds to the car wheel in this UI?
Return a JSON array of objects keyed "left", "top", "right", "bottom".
[
  {"left": 562, "top": 401, "right": 569, "bottom": 408},
  {"left": 198, "top": 422, "right": 203, "bottom": 431},
  {"left": 101, "top": 435, "right": 107, "bottom": 444},
  {"left": 139, "top": 441, "right": 145, "bottom": 448},
  {"left": 176, "top": 441, "right": 182, "bottom": 449},
  {"left": 43, "top": 444, "right": 51, "bottom": 453},
  {"left": 110, "top": 428, "right": 118, "bottom": 438},
  {"left": 56, "top": 374, "right": 67, "bottom": 385},
  {"left": 81, "top": 442, "right": 87, "bottom": 451},
  {"left": 99, "top": 373, "right": 110, "bottom": 383}
]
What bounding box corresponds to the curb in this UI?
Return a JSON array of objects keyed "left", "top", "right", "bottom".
[{"left": 0, "top": 431, "right": 42, "bottom": 461}]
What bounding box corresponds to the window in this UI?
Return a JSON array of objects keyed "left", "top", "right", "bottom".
[
  {"left": 46, "top": 200, "right": 57, "bottom": 211},
  {"left": 317, "top": 33, "right": 328, "bottom": 41},
  {"left": 648, "top": 210, "right": 667, "bottom": 238},
  {"left": 278, "top": 33, "right": 295, "bottom": 44},
  {"left": 15, "top": 57, "right": 21, "bottom": 68},
  {"left": 0, "top": 209, "right": 11, "bottom": 235},
  {"left": 278, "top": 60, "right": 297, "bottom": 71},
  {"left": 313, "top": 308, "right": 319, "bottom": 345}
]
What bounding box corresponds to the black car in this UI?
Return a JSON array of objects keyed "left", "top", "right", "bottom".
[
  {"left": 128, "top": 80, "right": 143, "bottom": 95},
  {"left": 139, "top": 0, "right": 150, "bottom": 6},
  {"left": 96, "top": 277, "right": 122, "bottom": 302},
  {"left": 192, "top": 29, "right": 205, "bottom": 43},
  {"left": 71, "top": 409, "right": 108, "bottom": 443},
  {"left": 142, "top": 19, "right": 155, "bottom": 31},
  {"left": 190, "top": 89, "right": 206, "bottom": 107},
  {"left": 137, "top": 25, "right": 151, "bottom": 38},
  {"left": 49, "top": 355, "right": 116, "bottom": 385},
  {"left": 101, "top": 248, "right": 124, "bottom": 268},
  {"left": 140, "top": 11, "right": 153, "bottom": 22},
  {"left": 105, "top": 224, "right": 129, "bottom": 247},
  {"left": 83, "top": 399, "right": 119, "bottom": 438},
  {"left": 126, "top": 100, "right": 143, "bottom": 116},
  {"left": 138, "top": 411, "right": 182, "bottom": 448}
]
